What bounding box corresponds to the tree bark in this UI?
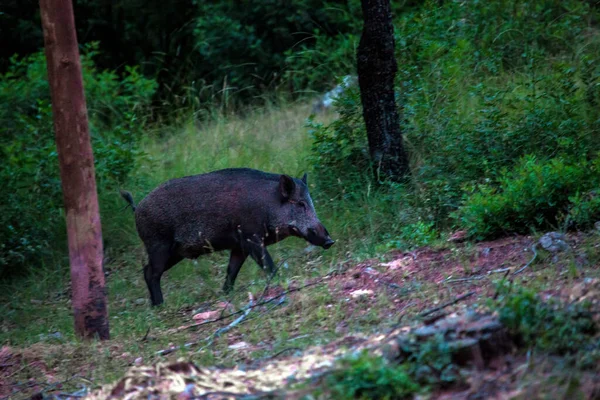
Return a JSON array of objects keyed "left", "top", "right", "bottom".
[
  {"left": 39, "top": 0, "right": 110, "bottom": 340},
  {"left": 357, "top": 0, "right": 409, "bottom": 181}
]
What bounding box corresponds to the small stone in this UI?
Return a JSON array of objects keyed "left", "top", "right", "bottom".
[
  {"left": 594, "top": 221, "right": 600, "bottom": 233},
  {"left": 135, "top": 298, "right": 146, "bottom": 305},
  {"left": 539, "top": 232, "right": 569, "bottom": 253},
  {"left": 134, "top": 357, "right": 143, "bottom": 365},
  {"left": 414, "top": 325, "right": 439, "bottom": 339}
]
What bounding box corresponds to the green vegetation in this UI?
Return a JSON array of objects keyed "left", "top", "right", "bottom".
[
  {"left": 494, "top": 283, "right": 598, "bottom": 360},
  {"left": 2, "top": 0, "right": 600, "bottom": 397},
  {"left": 318, "top": 351, "right": 420, "bottom": 400},
  {"left": 310, "top": 0, "right": 600, "bottom": 244},
  {"left": 0, "top": 43, "right": 156, "bottom": 276}
]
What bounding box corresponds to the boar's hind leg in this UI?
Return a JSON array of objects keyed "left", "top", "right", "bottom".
[
  {"left": 144, "top": 243, "right": 182, "bottom": 306},
  {"left": 223, "top": 248, "right": 248, "bottom": 293}
]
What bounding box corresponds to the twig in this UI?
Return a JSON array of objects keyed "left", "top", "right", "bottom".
[
  {"left": 445, "top": 276, "right": 485, "bottom": 283},
  {"left": 513, "top": 243, "right": 538, "bottom": 275},
  {"left": 177, "top": 275, "right": 330, "bottom": 333},
  {"left": 488, "top": 268, "right": 511, "bottom": 274},
  {"left": 157, "top": 295, "right": 257, "bottom": 357},
  {"left": 419, "top": 292, "right": 475, "bottom": 317},
  {"left": 257, "top": 347, "right": 302, "bottom": 364},
  {"left": 140, "top": 327, "right": 151, "bottom": 342}
]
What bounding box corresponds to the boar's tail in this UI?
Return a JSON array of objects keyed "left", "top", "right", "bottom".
[{"left": 119, "top": 189, "right": 136, "bottom": 212}]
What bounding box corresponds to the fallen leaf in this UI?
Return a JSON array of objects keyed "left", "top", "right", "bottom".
[
  {"left": 380, "top": 257, "right": 412, "bottom": 270},
  {"left": 192, "top": 310, "right": 220, "bottom": 321},
  {"left": 350, "top": 289, "right": 373, "bottom": 298},
  {"left": 228, "top": 341, "right": 249, "bottom": 350}
]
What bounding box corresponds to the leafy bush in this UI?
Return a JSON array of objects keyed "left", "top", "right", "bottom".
[
  {"left": 0, "top": 44, "right": 156, "bottom": 277},
  {"left": 494, "top": 283, "right": 597, "bottom": 355},
  {"left": 457, "top": 156, "right": 600, "bottom": 239},
  {"left": 309, "top": 0, "right": 600, "bottom": 244},
  {"left": 320, "top": 351, "right": 419, "bottom": 400},
  {"left": 384, "top": 221, "right": 439, "bottom": 251},
  {"left": 308, "top": 85, "right": 368, "bottom": 195}
]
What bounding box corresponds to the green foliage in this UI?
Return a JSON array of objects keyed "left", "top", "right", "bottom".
[
  {"left": 321, "top": 351, "right": 419, "bottom": 400},
  {"left": 0, "top": 44, "right": 156, "bottom": 277},
  {"left": 309, "top": 0, "right": 600, "bottom": 244},
  {"left": 308, "top": 85, "right": 368, "bottom": 195},
  {"left": 457, "top": 156, "right": 600, "bottom": 239},
  {"left": 494, "top": 283, "right": 597, "bottom": 355},
  {"left": 384, "top": 221, "right": 439, "bottom": 251}
]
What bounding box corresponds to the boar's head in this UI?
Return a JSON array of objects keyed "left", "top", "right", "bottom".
[{"left": 278, "top": 173, "right": 334, "bottom": 249}]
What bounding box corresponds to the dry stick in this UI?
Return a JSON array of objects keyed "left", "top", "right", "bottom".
[
  {"left": 178, "top": 276, "right": 331, "bottom": 333},
  {"left": 512, "top": 243, "right": 538, "bottom": 276},
  {"left": 140, "top": 327, "right": 151, "bottom": 342},
  {"left": 157, "top": 297, "right": 255, "bottom": 357},
  {"left": 419, "top": 291, "right": 475, "bottom": 318},
  {"left": 157, "top": 273, "right": 333, "bottom": 355},
  {"left": 195, "top": 296, "right": 256, "bottom": 354},
  {"left": 445, "top": 276, "right": 485, "bottom": 284}
]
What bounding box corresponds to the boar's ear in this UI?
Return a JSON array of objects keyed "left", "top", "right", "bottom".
[
  {"left": 279, "top": 174, "right": 296, "bottom": 200},
  {"left": 300, "top": 173, "right": 308, "bottom": 185}
]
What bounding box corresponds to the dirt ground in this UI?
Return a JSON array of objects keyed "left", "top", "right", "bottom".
[{"left": 2, "top": 232, "right": 600, "bottom": 399}]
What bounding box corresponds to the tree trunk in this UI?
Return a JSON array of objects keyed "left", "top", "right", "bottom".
[
  {"left": 39, "top": 0, "right": 110, "bottom": 340},
  {"left": 357, "top": 0, "right": 409, "bottom": 181}
]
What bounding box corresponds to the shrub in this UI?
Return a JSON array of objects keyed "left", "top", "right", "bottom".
[
  {"left": 309, "top": 0, "right": 600, "bottom": 243},
  {"left": 0, "top": 44, "right": 156, "bottom": 277},
  {"left": 494, "top": 283, "right": 597, "bottom": 355},
  {"left": 320, "top": 351, "right": 419, "bottom": 400},
  {"left": 457, "top": 155, "right": 600, "bottom": 239}
]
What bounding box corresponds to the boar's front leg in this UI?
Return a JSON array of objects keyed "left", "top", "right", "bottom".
[
  {"left": 223, "top": 247, "right": 248, "bottom": 293},
  {"left": 248, "top": 245, "right": 276, "bottom": 277}
]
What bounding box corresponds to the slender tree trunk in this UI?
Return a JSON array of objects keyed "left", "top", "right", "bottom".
[
  {"left": 40, "top": 0, "right": 110, "bottom": 340},
  {"left": 357, "top": 0, "right": 409, "bottom": 181}
]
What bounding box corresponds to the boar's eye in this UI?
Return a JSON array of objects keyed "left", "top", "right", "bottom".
[{"left": 298, "top": 201, "right": 307, "bottom": 209}]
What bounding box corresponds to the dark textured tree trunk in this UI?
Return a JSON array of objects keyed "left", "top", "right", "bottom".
[
  {"left": 357, "top": 0, "right": 409, "bottom": 181},
  {"left": 40, "top": 0, "right": 110, "bottom": 340}
]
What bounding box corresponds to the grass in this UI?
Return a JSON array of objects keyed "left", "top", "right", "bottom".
[
  {"left": 0, "top": 100, "right": 362, "bottom": 395},
  {"left": 1, "top": 100, "right": 600, "bottom": 399}
]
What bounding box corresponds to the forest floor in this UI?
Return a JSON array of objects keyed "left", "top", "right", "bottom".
[{"left": 2, "top": 229, "right": 600, "bottom": 399}]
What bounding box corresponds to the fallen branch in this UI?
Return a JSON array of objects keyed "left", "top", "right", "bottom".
[
  {"left": 488, "top": 268, "right": 511, "bottom": 274},
  {"left": 512, "top": 243, "right": 538, "bottom": 276},
  {"left": 140, "top": 327, "right": 151, "bottom": 342},
  {"left": 419, "top": 292, "right": 475, "bottom": 318},
  {"left": 176, "top": 275, "right": 331, "bottom": 333},
  {"left": 445, "top": 276, "right": 485, "bottom": 284},
  {"left": 157, "top": 295, "right": 255, "bottom": 357},
  {"left": 196, "top": 294, "right": 256, "bottom": 353}
]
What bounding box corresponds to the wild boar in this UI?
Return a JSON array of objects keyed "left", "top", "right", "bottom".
[{"left": 121, "top": 168, "right": 334, "bottom": 305}]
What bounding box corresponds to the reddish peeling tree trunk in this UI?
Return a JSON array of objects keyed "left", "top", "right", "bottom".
[
  {"left": 40, "top": 0, "right": 110, "bottom": 340},
  {"left": 357, "top": 0, "right": 409, "bottom": 181}
]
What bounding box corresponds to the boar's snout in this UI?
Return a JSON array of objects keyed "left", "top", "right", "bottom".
[{"left": 306, "top": 225, "right": 335, "bottom": 249}]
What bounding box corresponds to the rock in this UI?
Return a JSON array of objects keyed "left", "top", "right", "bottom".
[
  {"left": 39, "top": 331, "right": 64, "bottom": 342},
  {"left": 539, "top": 232, "right": 569, "bottom": 253},
  {"left": 135, "top": 298, "right": 146, "bottom": 305},
  {"left": 447, "top": 338, "right": 484, "bottom": 368}
]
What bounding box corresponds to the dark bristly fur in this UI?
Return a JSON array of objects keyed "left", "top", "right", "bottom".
[{"left": 123, "top": 168, "right": 334, "bottom": 306}]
